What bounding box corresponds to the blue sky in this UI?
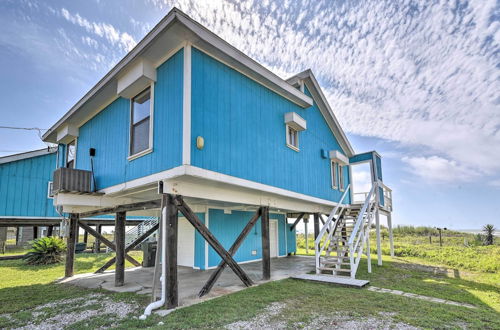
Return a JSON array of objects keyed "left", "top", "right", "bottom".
[{"left": 1, "top": 0, "right": 499, "bottom": 229}]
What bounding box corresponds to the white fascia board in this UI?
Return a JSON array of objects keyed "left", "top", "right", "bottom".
[
  {"left": 117, "top": 59, "right": 157, "bottom": 98},
  {"left": 329, "top": 150, "right": 349, "bottom": 165},
  {"left": 0, "top": 148, "right": 56, "bottom": 165},
  {"left": 284, "top": 112, "right": 307, "bottom": 131}
]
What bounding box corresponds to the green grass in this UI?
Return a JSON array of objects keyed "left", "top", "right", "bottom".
[{"left": 1, "top": 240, "right": 499, "bottom": 329}]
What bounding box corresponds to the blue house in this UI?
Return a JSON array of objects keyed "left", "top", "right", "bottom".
[{"left": 41, "top": 8, "right": 393, "bottom": 309}]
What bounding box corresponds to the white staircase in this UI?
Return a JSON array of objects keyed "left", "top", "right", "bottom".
[
  {"left": 106, "top": 217, "right": 159, "bottom": 252},
  {"left": 315, "top": 183, "right": 378, "bottom": 278}
]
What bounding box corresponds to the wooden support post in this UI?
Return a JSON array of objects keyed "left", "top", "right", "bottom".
[
  {"left": 114, "top": 211, "right": 126, "bottom": 287},
  {"left": 375, "top": 208, "right": 382, "bottom": 266},
  {"left": 94, "top": 225, "right": 101, "bottom": 253},
  {"left": 304, "top": 218, "right": 309, "bottom": 254},
  {"left": 387, "top": 213, "right": 394, "bottom": 257},
  {"left": 83, "top": 229, "right": 88, "bottom": 244},
  {"left": 33, "top": 226, "right": 38, "bottom": 240},
  {"left": 290, "top": 213, "right": 305, "bottom": 231},
  {"left": 313, "top": 213, "right": 320, "bottom": 240},
  {"left": 174, "top": 195, "right": 253, "bottom": 287},
  {"left": 65, "top": 214, "right": 79, "bottom": 277},
  {"left": 47, "top": 226, "right": 54, "bottom": 237},
  {"left": 261, "top": 206, "right": 270, "bottom": 280},
  {"left": 164, "top": 194, "right": 178, "bottom": 309},
  {"left": 199, "top": 208, "right": 262, "bottom": 297}
]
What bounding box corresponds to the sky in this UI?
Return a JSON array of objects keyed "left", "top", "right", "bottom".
[{"left": 0, "top": 0, "right": 499, "bottom": 229}]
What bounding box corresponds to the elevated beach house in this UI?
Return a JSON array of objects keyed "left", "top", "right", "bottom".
[{"left": 41, "top": 8, "right": 394, "bottom": 311}]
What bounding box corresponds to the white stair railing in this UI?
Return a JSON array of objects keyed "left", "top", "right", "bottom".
[
  {"left": 348, "top": 182, "right": 377, "bottom": 278},
  {"left": 315, "top": 185, "right": 351, "bottom": 274}
]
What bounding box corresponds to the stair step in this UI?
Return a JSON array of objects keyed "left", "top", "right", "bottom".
[
  {"left": 318, "top": 267, "right": 351, "bottom": 273},
  {"left": 320, "top": 261, "right": 351, "bottom": 266}
]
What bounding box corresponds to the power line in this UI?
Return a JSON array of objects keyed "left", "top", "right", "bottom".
[{"left": 0, "top": 126, "right": 49, "bottom": 131}]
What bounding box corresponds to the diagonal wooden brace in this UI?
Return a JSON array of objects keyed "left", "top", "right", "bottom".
[
  {"left": 198, "top": 207, "right": 262, "bottom": 297},
  {"left": 77, "top": 221, "right": 141, "bottom": 271},
  {"left": 290, "top": 213, "right": 305, "bottom": 231},
  {"left": 173, "top": 195, "right": 254, "bottom": 288},
  {"left": 94, "top": 223, "right": 159, "bottom": 273}
]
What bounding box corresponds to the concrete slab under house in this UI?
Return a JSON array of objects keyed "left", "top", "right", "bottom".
[{"left": 0, "top": 7, "right": 395, "bottom": 316}]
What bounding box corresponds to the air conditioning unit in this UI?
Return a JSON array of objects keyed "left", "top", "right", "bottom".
[{"left": 52, "top": 167, "right": 92, "bottom": 194}]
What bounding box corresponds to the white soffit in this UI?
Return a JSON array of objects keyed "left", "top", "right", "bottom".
[
  {"left": 117, "top": 59, "right": 157, "bottom": 99},
  {"left": 284, "top": 112, "right": 307, "bottom": 131},
  {"left": 56, "top": 124, "right": 79, "bottom": 144},
  {"left": 329, "top": 150, "right": 349, "bottom": 165}
]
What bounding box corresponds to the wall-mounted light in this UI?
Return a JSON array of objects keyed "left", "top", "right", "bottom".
[{"left": 196, "top": 136, "right": 204, "bottom": 150}]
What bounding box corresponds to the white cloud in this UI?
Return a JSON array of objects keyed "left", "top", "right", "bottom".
[
  {"left": 402, "top": 156, "right": 481, "bottom": 183},
  {"left": 61, "top": 8, "right": 136, "bottom": 52},
  {"left": 148, "top": 0, "right": 499, "bottom": 182}
]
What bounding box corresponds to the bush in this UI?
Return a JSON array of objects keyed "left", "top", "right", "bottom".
[{"left": 24, "top": 237, "right": 66, "bottom": 265}]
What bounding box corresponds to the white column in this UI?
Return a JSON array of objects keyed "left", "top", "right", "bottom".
[
  {"left": 304, "top": 220, "right": 309, "bottom": 255},
  {"left": 375, "top": 207, "right": 382, "bottom": 266},
  {"left": 387, "top": 212, "right": 394, "bottom": 257}
]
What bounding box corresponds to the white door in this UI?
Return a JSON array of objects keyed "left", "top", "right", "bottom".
[
  {"left": 269, "top": 220, "right": 278, "bottom": 258},
  {"left": 177, "top": 217, "right": 195, "bottom": 267}
]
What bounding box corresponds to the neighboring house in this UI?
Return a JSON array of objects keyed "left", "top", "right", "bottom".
[
  {"left": 0, "top": 148, "right": 60, "bottom": 246},
  {"left": 41, "top": 8, "right": 393, "bottom": 304}
]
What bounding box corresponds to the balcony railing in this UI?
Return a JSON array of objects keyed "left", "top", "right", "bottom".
[{"left": 53, "top": 167, "right": 92, "bottom": 194}]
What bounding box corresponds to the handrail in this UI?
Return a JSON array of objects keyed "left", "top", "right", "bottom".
[
  {"left": 315, "top": 184, "right": 351, "bottom": 245},
  {"left": 348, "top": 182, "right": 377, "bottom": 246}
]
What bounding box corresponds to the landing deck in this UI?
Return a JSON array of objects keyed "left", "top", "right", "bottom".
[{"left": 292, "top": 274, "right": 369, "bottom": 288}]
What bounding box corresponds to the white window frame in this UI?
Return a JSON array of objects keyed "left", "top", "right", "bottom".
[
  {"left": 331, "top": 160, "right": 338, "bottom": 189},
  {"left": 339, "top": 165, "right": 345, "bottom": 191},
  {"left": 47, "top": 181, "right": 54, "bottom": 199},
  {"left": 285, "top": 124, "right": 299, "bottom": 151},
  {"left": 66, "top": 139, "right": 77, "bottom": 169},
  {"left": 128, "top": 83, "right": 154, "bottom": 161}
]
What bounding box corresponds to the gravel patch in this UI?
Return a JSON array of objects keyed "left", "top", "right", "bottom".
[
  {"left": 225, "top": 302, "right": 419, "bottom": 330},
  {"left": 4, "top": 293, "right": 139, "bottom": 330}
]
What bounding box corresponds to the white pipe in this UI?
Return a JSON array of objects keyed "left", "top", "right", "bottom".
[{"left": 140, "top": 206, "right": 167, "bottom": 320}]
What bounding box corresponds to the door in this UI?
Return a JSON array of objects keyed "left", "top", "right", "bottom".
[
  {"left": 177, "top": 217, "right": 195, "bottom": 267},
  {"left": 269, "top": 220, "right": 279, "bottom": 258}
]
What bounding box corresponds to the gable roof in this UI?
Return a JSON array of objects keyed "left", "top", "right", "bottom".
[
  {"left": 42, "top": 8, "right": 313, "bottom": 143},
  {"left": 287, "top": 70, "right": 355, "bottom": 157},
  {"left": 0, "top": 147, "right": 57, "bottom": 165}
]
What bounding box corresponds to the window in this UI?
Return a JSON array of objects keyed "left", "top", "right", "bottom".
[
  {"left": 286, "top": 125, "right": 299, "bottom": 150},
  {"left": 66, "top": 140, "right": 76, "bottom": 168},
  {"left": 47, "top": 181, "right": 54, "bottom": 198},
  {"left": 331, "top": 161, "right": 338, "bottom": 189},
  {"left": 339, "top": 165, "right": 345, "bottom": 191},
  {"left": 130, "top": 87, "right": 152, "bottom": 156}
]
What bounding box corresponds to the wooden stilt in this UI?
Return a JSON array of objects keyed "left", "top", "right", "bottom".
[
  {"left": 199, "top": 207, "right": 262, "bottom": 297},
  {"left": 94, "top": 225, "right": 101, "bottom": 253},
  {"left": 164, "top": 194, "right": 179, "bottom": 309},
  {"left": 65, "top": 213, "right": 79, "bottom": 277},
  {"left": 114, "top": 211, "right": 126, "bottom": 287},
  {"left": 83, "top": 229, "right": 88, "bottom": 244},
  {"left": 261, "top": 206, "right": 270, "bottom": 280},
  {"left": 387, "top": 213, "right": 394, "bottom": 257},
  {"left": 313, "top": 213, "right": 320, "bottom": 240},
  {"left": 47, "top": 226, "right": 54, "bottom": 237},
  {"left": 173, "top": 195, "right": 253, "bottom": 287}
]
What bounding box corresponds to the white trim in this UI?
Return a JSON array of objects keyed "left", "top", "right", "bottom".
[
  {"left": 182, "top": 42, "right": 192, "bottom": 165},
  {"left": 270, "top": 219, "right": 279, "bottom": 258},
  {"left": 331, "top": 160, "right": 338, "bottom": 189},
  {"left": 128, "top": 84, "right": 154, "bottom": 160},
  {"left": 285, "top": 124, "right": 300, "bottom": 151},
  {"left": 339, "top": 165, "right": 345, "bottom": 192},
  {"left": 0, "top": 148, "right": 57, "bottom": 165},
  {"left": 47, "top": 181, "right": 54, "bottom": 199}
]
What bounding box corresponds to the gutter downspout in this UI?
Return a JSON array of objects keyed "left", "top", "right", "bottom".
[{"left": 140, "top": 206, "right": 167, "bottom": 319}]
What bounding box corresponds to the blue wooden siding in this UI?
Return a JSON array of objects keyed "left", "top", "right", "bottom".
[
  {"left": 206, "top": 209, "right": 288, "bottom": 268},
  {"left": 75, "top": 49, "right": 184, "bottom": 189},
  {"left": 0, "top": 153, "right": 59, "bottom": 217},
  {"left": 349, "top": 152, "right": 374, "bottom": 164},
  {"left": 193, "top": 212, "right": 206, "bottom": 269},
  {"left": 191, "top": 48, "right": 350, "bottom": 203},
  {"left": 286, "top": 224, "right": 297, "bottom": 254}
]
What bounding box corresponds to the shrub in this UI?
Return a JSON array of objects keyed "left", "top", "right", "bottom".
[{"left": 24, "top": 237, "right": 66, "bottom": 265}]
